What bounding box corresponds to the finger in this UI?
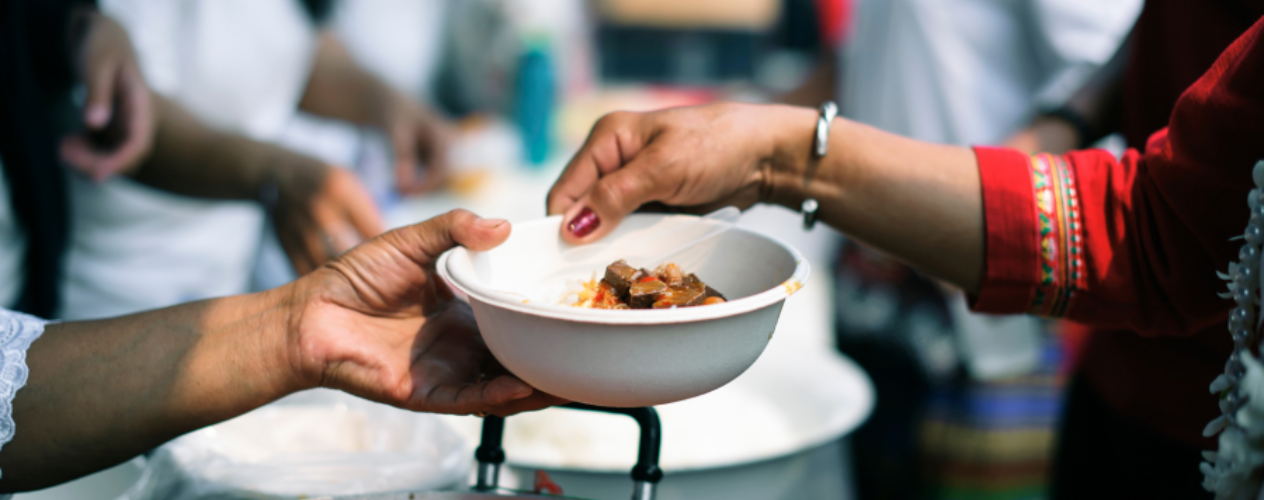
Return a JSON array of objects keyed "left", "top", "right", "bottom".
[
  {"left": 485, "top": 391, "right": 570, "bottom": 417},
  {"left": 392, "top": 124, "right": 425, "bottom": 194},
  {"left": 290, "top": 208, "right": 328, "bottom": 275},
  {"left": 557, "top": 150, "right": 666, "bottom": 245},
  {"left": 329, "top": 168, "right": 385, "bottom": 238},
  {"left": 278, "top": 221, "right": 317, "bottom": 276},
  {"left": 413, "top": 130, "right": 449, "bottom": 194},
  {"left": 421, "top": 375, "right": 538, "bottom": 415},
  {"left": 90, "top": 67, "right": 154, "bottom": 178},
  {"left": 546, "top": 111, "right": 645, "bottom": 217},
  {"left": 639, "top": 199, "right": 736, "bottom": 217},
  {"left": 310, "top": 196, "right": 350, "bottom": 259},
  {"left": 384, "top": 209, "right": 511, "bottom": 265},
  {"left": 60, "top": 135, "right": 113, "bottom": 178},
  {"left": 83, "top": 58, "right": 117, "bottom": 130}
]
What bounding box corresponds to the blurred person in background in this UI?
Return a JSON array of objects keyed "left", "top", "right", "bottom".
[
  {"left": 783, "top": 0, "right": 1139, "bottom": 498},
  {"left": 60, "top": 0, "right": 455, "bottom": 321},
  {"left": 1001, "top": 1, "right": 1264, "bottom": 498},
  {"left": 0, "top": 0, "right": 152, "bottom": 320},
  {"left": 547, "top": 11, "right": 1264, "bottom": 499}
]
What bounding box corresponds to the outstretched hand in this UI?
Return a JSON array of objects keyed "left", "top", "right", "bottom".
[{"left": 288, "top": 209, "right": 564, "bottom": 416}]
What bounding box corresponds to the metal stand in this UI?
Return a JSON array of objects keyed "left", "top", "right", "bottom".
[
  {"left": 474, "top": 403, "right": 663, "bottom": 500},
  {"left": 473, "top": 415, "right": 505, "bottom": 491}
]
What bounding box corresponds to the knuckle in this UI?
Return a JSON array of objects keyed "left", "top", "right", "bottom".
[
  {"left": 441, "top": 208, "right": 474, "bottom": 227},
  {"left": 592, "top": 178, "right": 625, "bottom": 206},
  {"left": 595, "top": 110, "right": 632, "bottom": 131},
  {"left": 596, "top": 176, "right": 644, "bottom": 209}
]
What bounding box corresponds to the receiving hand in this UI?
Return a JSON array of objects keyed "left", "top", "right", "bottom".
[
  {"left": 380, "top": 91, "right": 453, "bottom": 195},
  {"left": 60, "top": 11, "right": 154, "bottom": 181},
  {"left": 287, "top": 209, "right": 564, "bottom": 415},
  {"left": 273, "top": 165, "right": 386, "bottom": 275},
  {"left": 547, "top": 103, "right": 794, "bottom": 244}
]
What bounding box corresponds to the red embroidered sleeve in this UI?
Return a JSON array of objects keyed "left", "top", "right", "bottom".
[
  {"left": 971, "top": 148, "right": 1088, "bottom": 318},
  {"left": 971, "top": 139, "right": 1255, "bottom": 336},
  {"left": 1029, "top": 154, "right": 1087, "bottom": 317},
  {"left": 969, "top": 17, "right": 1264, "bottom": 336}
]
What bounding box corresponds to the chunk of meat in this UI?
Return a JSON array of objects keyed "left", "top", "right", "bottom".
[
  {"left": 604, "top": 260, "right": 643, "bottom": 299},
  {"left": 654, "top": 263, "right": 684, "bottom": 287},
  {"left": 629, "top": 280, "right": 667, "bottom": 309},
  {"left": 652, "top": 280, "right": 707, "bottom": 308}
]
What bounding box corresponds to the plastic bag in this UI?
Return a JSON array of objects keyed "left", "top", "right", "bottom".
[{"left": 117, "top": 389, "right": 468, "bottom": 500}]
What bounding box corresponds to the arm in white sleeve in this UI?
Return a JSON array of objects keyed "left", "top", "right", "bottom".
[{"left": 0, "top": 309, "right": 47, "bottom": 484}]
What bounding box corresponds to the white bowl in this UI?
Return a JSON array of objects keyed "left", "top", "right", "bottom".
[{"left": 437, "top": 213, "right": 810, "bottom": 407}]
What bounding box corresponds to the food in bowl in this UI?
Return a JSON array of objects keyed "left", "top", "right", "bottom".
[{"left": 565, "top": 260, "right": 727, "bottom": 309}]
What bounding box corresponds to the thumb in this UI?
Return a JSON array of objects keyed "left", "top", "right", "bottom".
[
  {"left": 559, "top": 153, "right": 663, "bottom": 244},
  {"left": 388, "top": 209, "right": 511, "bottom": 265},
  {"left": 83, "top": 61, "right": 117, "bottom": 129}
]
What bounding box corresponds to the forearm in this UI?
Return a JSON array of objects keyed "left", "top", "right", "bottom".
[
  {"left": 0, "top": 286, "right": 307, "bottom": 492},
  {"left": 131, "top": 95, "right": 326, "bottom": 200},
  {"left": 298, "top": 31, "right": 395, "bottom": 125},
  {"left": 764, "top": 105, "right": 985, "bottom": 291}
]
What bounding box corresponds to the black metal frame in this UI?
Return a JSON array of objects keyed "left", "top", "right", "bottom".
[{"left": 473, "top": 403, "right": 663, "bottom": 500}]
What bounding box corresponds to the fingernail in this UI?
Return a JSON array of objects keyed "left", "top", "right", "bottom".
[
  {"left": 567, "top": 208, "right": 599, "bottom": 237},
  {"left": 476, "top": 218, "right": 508, "bottom": 229},
  {"left": 85, "top": 105, "right": 109, "bottom": 127}
]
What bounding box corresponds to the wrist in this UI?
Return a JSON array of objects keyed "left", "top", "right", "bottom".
[
  {"left": 171, "top": 286, "right": 314, "bottom": 422},
  {"left": 262, "top": 280, "right": 323, "bottom": 394},
  {"left": 255, "top": 150, "right": 329, "bottom": 207},
  {"left": 762, "top": 104, "right": 833, "bottom": 209}
]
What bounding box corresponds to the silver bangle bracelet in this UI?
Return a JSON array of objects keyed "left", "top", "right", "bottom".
[{"left": 803, "top": 101, "right": 836, "bottom": 230}]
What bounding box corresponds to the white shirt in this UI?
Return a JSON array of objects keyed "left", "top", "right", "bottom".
[
  {"left": 61, "top": 0, "right": 317, "bottom": 320},
  {"left": 837, "top": 0, "right": 1141, "bottom": 379},
  {"left": 841, "top": 0, "right": 1142, "bottom": 145},
  {"left": 0, "top": 308, "right": 47, "bottom": 485},
  {"left": 0, "top": 166, "right": 25, "bottom": 309}
]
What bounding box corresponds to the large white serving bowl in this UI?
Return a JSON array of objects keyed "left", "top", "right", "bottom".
[{"left": 437, "top": 213, "right": 810, "bottom": 407}]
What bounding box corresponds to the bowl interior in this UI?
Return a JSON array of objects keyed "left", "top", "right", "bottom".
[{"left": 445, "top": 214, "right": 803, "bottom": 314}]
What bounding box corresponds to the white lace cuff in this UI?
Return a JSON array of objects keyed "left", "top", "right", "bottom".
[{"left": 0, "top": 308, "right": 47, "bottom": 483}]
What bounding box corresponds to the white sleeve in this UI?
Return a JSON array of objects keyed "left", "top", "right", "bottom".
[
  {"left": 0, "top": 309, "right": 48, "bottom": 483},
  {"left": 1026, "top": 0, "right": 1143, "bottom": 106}
]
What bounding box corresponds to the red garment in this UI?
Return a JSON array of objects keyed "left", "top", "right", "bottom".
[
  {"left": 1121, "top": 0, "right": 1264, "bottom": 149},
  {"left": 815, "top": 0, "right": 852, "bottom": 47},
  {"left": 972, "top": 14, "right": 1264, "bottom": 449}
]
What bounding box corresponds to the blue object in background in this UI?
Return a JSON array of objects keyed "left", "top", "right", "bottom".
[{"left": 514, "top": 41, "right": 556, "bottom": 167}]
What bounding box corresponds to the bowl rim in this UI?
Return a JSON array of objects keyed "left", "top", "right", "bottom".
[{"left": 438, "top": 214, "right": 811, "bottom": 325}]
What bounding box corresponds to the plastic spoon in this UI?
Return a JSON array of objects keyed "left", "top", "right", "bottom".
[{"left": 633, "top": 206, "right": 740, "bottom": 268}]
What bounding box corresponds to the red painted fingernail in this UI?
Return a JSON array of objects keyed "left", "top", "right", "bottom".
[{"left": 567, "top": 208, "right": 599, "bottom": 237}]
